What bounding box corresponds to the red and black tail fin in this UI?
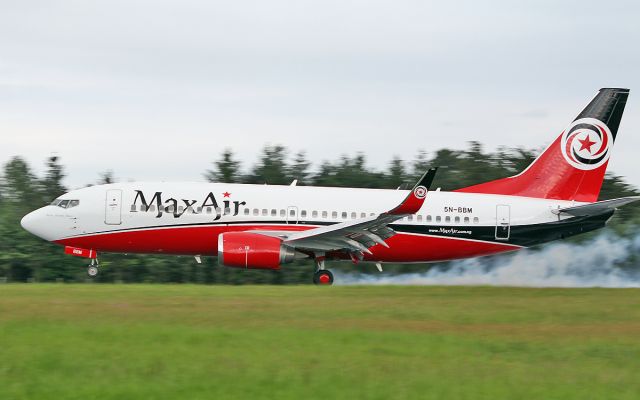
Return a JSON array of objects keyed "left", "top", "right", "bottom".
[{"left": 456, "top": 88, "right": 630, "bottom": 202}]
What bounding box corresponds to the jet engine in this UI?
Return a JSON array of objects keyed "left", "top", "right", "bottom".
[{"left": 217, "top": 232, "right": 302, "bottom": 269}]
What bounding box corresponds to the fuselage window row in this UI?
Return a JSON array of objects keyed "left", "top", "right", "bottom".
[{"left": 130, "top": 204, "right": 481, "bottom": 225}]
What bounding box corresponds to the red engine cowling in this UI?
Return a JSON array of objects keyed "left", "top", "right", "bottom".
[{"left": 217, "top": 232, "right": 299, "bottom": 270}]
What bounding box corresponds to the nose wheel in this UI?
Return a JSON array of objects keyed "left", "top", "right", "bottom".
[
  {"left": 313, "top": 269, "right": 334, "bottom": 285},
  {"left": 87, "top": 258, "right": 99, "bottom": 277}
]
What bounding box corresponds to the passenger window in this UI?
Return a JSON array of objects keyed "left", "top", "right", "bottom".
[
  {"left": 271, "top": 209, "right": 277, "bottom": 216},
  {"left": 130, "top": 204, "right": 136, "bottom": 212},
  {"left": 445, "top": 216, "right": 451, "bottom": 223},
  {"left": 427, "top": 215, "right": 432, "bottom": 222},
  {"left": 341, "top": 212, "right": 347, "bottom": 219},
  {"left": 332, "top": 211, "right": 338, "bottom": 219},
  {"left": 244, "top": 208, "right": 250, "bottom": 215},
  {"left": 178, "top": 206, "right": 184, "bottom": 213},
  {"left": 149, "top": 205, "right": 156, "bottom": 212},
  {"left": 197, "top": 207, "right": 202, "bottom": 213},
  {"left": 206, "top": 207, "right": 212, "bottom": 214},
  {"left": 312, "top": 211, "right": 318, "bottom": 218},
  {"left": 473, "top": 217, "right": 479, "bottom": 224},
  {"left": 417, "top": 215, "right": 423, "bottom": 222},
  {"left": 280, "top": 209, "right": 286, "bottom": 217},
  {"left": 224, "top": 207, "right": 231, "bottom": 214},
  {"left": 301, "top": 210, "right": 307, "bottom": 218},
  {"left": 253, "top": 208, "right": 259, "bottom": 216},
  {"left": 290, "top": 209, "right": 296, "bottom": 217},
  {"left": 215, "top": 207, "right": 222, "bottom": 215},
  {"left": 436, "top": 216, "right": 441, "bottom": 223},
  {"left": 140, "top": 204, "right": 146, "bottom": 212},
  {"left": 464, "top": 216, "right": 469, "bottom": 223},
  {"left": 351, "top": 212, "right": 357, "bottom": 219},
  {"left": 360, "top": 212, "right": 366, "bottom": 218},
  {"left": 322, "top": 211, "right": 328, "bottom": 218},
  {"left": 262, "top": 209, "right": 268, "bottom": 216},
  {"left": 408, "top": 215, "right": 413, "bottom": 221},
  {"left": 454, "top": 216, "right": 460, "bottom": 223}
]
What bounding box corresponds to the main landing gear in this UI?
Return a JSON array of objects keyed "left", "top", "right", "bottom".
[
  {"left": 313, "top": 253, "right": 334, "bottom": 285},
  {"left": 313, "top": 269, "right": 334, "bottom": 285},
  {"left": 87, "top": 258, "right": 100, "bottom": 277}
]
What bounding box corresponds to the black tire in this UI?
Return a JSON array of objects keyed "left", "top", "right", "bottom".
[
  {"left": 313, "top": 270, "right": 334, "bottom": 285},
  {"left": 87, "top": 266, "right": 99, "bottom": 277}
]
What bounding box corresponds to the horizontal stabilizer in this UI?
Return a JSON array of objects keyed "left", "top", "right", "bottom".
[{"left": 558, "top": 196, "right": 640, "bottom": 217}]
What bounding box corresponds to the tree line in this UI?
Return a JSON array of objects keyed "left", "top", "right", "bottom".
[{"left": 1, "top": 144, "right": 638, "bottom": 283}]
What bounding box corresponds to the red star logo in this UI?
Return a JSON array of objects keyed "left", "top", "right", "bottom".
[
  {"left": 223, "top": 191, "right": 231, "bottom": 198},
  {"left": 577, "top": 134, "right": 597, "bottom": 153}
]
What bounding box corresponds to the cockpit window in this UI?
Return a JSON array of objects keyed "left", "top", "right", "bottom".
[{"left": 50, "top": 199, "right": 80, "bottom": 209}]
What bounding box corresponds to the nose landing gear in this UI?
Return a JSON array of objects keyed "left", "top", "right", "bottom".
[{"left": 87, "top": 258, "right": 99, "bottom": 277}]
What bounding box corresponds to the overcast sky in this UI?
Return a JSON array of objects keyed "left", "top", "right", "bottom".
[{"left": 2, "top": 0, "right": 639, "bottom": 189}]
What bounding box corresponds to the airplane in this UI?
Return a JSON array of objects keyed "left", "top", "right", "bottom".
[{"left": 20, "top": 88, "right": 639, "bottom": 285}]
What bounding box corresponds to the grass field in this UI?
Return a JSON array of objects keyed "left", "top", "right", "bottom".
[{"left": 1, "top": 285, "right": 639, "bottom": 400}]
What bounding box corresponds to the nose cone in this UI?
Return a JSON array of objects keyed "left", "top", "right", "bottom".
[
  {"left": 21, "top": 211, "right": 38, "bottom": 234},
  {"left": 20, "top": 208, "right": 52, "bottom": 240}
]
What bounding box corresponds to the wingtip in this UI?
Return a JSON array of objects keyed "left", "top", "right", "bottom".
[{"left": 418, "top": 167, "right": 438, "bottom": 190}]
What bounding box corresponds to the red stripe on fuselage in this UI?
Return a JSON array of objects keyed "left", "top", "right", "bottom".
[{"left": 54, "top": 224, "right": 521, "bottom": 263}]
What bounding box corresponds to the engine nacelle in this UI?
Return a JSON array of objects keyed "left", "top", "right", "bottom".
[{"left": 217, "top": 232, "right": 300, "bottom": 270}]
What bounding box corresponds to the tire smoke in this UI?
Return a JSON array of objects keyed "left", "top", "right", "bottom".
[{"left": 336, "top": 231, "right": 640, "bottom": 287}]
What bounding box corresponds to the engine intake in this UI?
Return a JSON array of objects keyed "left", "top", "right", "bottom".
[{"left": 217, "top": 232, "right": 301, "bottom": 270}]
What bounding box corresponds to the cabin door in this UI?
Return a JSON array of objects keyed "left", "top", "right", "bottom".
[{"left": 105, "top": 189, "right": 123, "bottom": 225}]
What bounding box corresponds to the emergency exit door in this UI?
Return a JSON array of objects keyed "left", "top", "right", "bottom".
[
  {"left": 495, "top": 205, "right": 510, "bottom": 240},
  {"left": 105, "top": 189, "right": 122, "bottom": 225}
]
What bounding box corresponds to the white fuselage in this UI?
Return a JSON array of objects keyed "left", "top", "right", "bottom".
[{"left": 21, "top": 182, "right": 583, "bottom": 263}]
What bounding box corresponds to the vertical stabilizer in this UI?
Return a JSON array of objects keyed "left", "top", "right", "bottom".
[{"left": 456, "top": 88, "right": 629, "bottom": 202}]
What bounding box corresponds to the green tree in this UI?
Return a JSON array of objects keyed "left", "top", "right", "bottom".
[
  {"left": 286, "top": 151, "right": 311, "bottom": 185},
  {"left": 246, "top": 145, "right": 289, "bottom": 185},
  {"left": 40, "top": 155, "right": 67, "bottom": 203},
  {"left": 2, "top": 157, "right": 42, "bottom": 208},
  {"left": 205, "top": 149, "right": 242, "bottom": 183},
  {"left": 386, "top": 156, "right": 408, "bottom": 189},
  {"left": 313, "top": 154, "right": 385, "bottom": 188}
]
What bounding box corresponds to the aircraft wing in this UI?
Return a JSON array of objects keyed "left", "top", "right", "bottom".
[
  {"left": 558, "top": 196, "right": 640, "bottom": 217},
  {"left": 260, "top": 168, "right": 438, "bottom": 256}
]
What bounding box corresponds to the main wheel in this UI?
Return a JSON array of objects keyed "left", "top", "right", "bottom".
[
  {"left": 87, "top": 266, "right": 99, "bottom": 277},
  {"left": 313, "top": 269, "right": 334, "bottom": 285}
]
